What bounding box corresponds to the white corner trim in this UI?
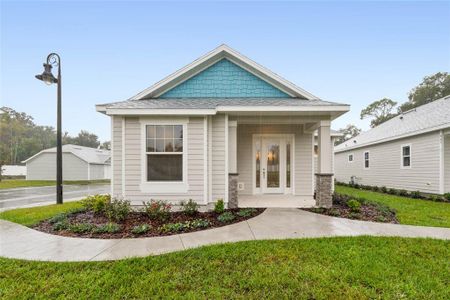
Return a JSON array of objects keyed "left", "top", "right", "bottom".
[
  {"left": 439, "top": 130, "right": 444, "bottom": 194},
  {"left": 129, "top": 44, "right": 319, "bottom": 100},
  {"left": 110, "top": 116, "right": 114, "bottom": 196},
  {"left": 203, "top": 116, "right": 208, "bottom": 204},
  {"left": 224, "top": 114, "right": 229, "bottom": 203},
  {"left": 122, "top": 117, "right": 126, "bottom": 197},
  {"left": 208, "top": 116, "right": 213, "bottom": 203}
]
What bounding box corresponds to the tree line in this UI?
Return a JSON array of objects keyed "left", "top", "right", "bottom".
[
  {"left": 0, "top": 107, "right": 110, "bottom": 165},
  {"left": 335, "top": 72, "right": 450, "bottom": 145}
]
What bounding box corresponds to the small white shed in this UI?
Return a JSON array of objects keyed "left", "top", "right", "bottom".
[{"left": 23, "top": 144, "right": 111, "bottom": 181}]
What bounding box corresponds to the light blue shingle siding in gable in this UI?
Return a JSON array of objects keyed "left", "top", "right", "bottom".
[{"left": 159, "top": 59, "right": 291, "bottom": 98}]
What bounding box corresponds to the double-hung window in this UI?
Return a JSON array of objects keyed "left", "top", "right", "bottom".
[
  {"left": 364, "top": 151, "right": 370, "bottom": 169},
  {"left": 145, "top": 125, "right": 183, "bottom": 181},
  {"left": 401, "top": 145, "right": 411, "bottom": 168}
]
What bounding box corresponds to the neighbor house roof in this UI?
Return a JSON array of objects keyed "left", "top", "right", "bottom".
[
  {"left": 22, "top": 144, "right": 111, "bottom": 164},
  {"left": 335, "top": 95, "right": 450, "bottom": 153}
]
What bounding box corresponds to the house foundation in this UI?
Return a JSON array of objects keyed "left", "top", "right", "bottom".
[{"left": 315, "top": 173, "right": 333, "bottom": 208}]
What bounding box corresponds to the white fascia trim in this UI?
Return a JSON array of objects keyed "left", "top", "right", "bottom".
[
  {"left": 216, "top": 105, "right": 350, "bottom": 112},
  {"left": 106, "top": 108, "right": 216, "bottom": 115},
  {"left": 130, "top": 44, "right": 319, "bottom": 100},
  {"left": 335, "top": 123, "right": 450, "bottom": 153}
]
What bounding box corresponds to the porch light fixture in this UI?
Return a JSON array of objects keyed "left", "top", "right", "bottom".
[{"left": 35, "top": 53, "right": 63, "bottom": 204}]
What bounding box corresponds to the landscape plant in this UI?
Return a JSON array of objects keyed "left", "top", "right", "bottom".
[
  {"left": 93, "top": 223, "right": 121, "bottom": 234},
  {"left": 214, "top": 199, "right": 225, "bottom": 214},
  {"left": 180, "top": 199, "right": 199, "bottom": 216},
  {"left": 142, "top": 200, "right": 171, "bottom": 221},
  {"left": 217, "top": 211, "right": 235, "bottom": 223},
  {"left": 81, "top": 194, "right": 111, "bottom": 214},
  {"left": 131, "top": 224, "right": 151, "bottom": 234},
  {"left": 104, "top": 199, "right": 131, "bottom": 222}
]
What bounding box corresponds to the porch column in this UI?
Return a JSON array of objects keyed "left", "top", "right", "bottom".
[
  {"left": 228, "top": 120, "right": 238, "bottom": 208},
  {"left": 228, "top": 121, "right": 237, "bottom": 173},
  {"left": 315, "top": 120, "right": 333, "bottom": 208}
]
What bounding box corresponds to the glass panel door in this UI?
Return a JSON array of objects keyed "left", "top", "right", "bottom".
[{"left": 262, "top": 138, "right": 284, "bottom": 194}]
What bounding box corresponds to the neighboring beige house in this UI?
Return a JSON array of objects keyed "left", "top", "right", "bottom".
[
  {"left": 23, "top": 144, "right": 111, "bottom": 181},
  {"left": 96, "top": 45, "right": 349, "bottom": 208},
  {"left": 335, "top": 95, "right": 450, "bottom": 194}
]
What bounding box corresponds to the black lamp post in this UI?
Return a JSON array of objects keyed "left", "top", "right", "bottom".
[{"left": 36, "top": 53, "right": 63, "bottom": 204}]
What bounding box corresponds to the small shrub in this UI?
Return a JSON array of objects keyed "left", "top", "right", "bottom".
[
  {"left": 143, "top": 200, "right": 171, "bottom": 221},
  {"left": 346, "top": 199, "right": 361, "bottom": 213},
  {"left": 81, "top": 194, "right": 111, "bottom": 214},
  {"left": 372, "top": 186, "right": 380, "bottom": 192},
  {"left": 159, "top": 222, "right": 185, "bottom": 233},
  {"left": 131, "top": 224, "right": 151, "bottom": 234},
  {"left": 237, "top": 208, "right": 256, "bottom": 217},
  {"left": 104, "top": 198, "right": 131, "bottom": 222},
  {"left": 348, "top": 212, "right": 361, "bottom": 219},
  {"left": 93, "top": 223, "right": 121, "bottom": 234},
  {"left": 190, "top": 219, "right": 210, "bottom": 228},
  {"left": 375, "top": 215, "right": 387, "bottom": 222},
  {"left": 410, "top": 191, "right": 422, "bottom": 199},
  {"left": 444, "top": 193, "right": 450, "bottom": 201},
  {"left": 428, "top": 195, "right": 439, "bottom": 202},
  {"left": 388, "top": 188, "right": 398, "bottom": 195},
  {"left": 48, "top": 213, "right": 67, "bottom": 224},
  {"left": 328, "top": 208, "right": 340, "bottom": 217},
  {"left": 180, "top": 199, "right": 199, "bottom": 216},
  {"left": 214, "top": 199, "right": 225, "bottom": 214},
  {"left": 217, "top": 211, "right": 235, "bottom": 223},
  {"left": 398, "top": 189, "right": 409, "bottom": 197},
  {"left": 68, "top": 223, "right": 95, "bottom": 233},
  {"left": 52, "top": 220, "right": 69, "bottom": 231}
]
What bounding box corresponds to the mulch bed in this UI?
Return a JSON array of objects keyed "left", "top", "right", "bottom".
[
  {"left": 33, "top": 208, "right": 265, "bottom": 239},
  {"left": 303, "top": 194, "right": 399, "bottom": 224}
]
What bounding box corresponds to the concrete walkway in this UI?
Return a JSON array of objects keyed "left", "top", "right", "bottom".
[{"left": 1, "top": 208, "right": 449, "bottom": 262}]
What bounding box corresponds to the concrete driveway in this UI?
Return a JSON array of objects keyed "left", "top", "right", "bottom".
[{"left": 0, "top": 184, "right": 110, "bottom": 210}]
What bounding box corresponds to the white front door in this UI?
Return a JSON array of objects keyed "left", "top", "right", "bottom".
[{"left": 254, "top": 135, "right": 293, "bottom": 194}]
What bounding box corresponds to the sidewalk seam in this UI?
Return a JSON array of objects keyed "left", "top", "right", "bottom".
[
  {"left": 178, "top": 235, "right": 186, "bottom": 249},
  {"left": 88, "top": 240, "right": 123, "bottom": 261},
  {"left": 246, "top": 221, "right": 257, "bottom": 240}
]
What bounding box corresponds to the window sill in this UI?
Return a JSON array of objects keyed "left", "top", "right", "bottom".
[{"left": 139, "top": 182, "right": 189, "bottom": 194}]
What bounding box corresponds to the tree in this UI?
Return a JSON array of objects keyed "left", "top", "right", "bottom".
[
  {"left": 101, "top": 141, "right": 111, "bottom": 150},
  {"left": 399, "top": 72, "right": 450, "bottom": 112},
  {"left": 360, "top": 98, "right": 398, "bottom": 128},
  {"left": 64, "top": 130, "right": 100, "bottom": 148},
  {"left": 335, "top": 124, "right": 362, "bottom": 146}
]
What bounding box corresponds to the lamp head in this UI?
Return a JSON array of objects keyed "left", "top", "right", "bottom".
[{"left": 35, "top": 63, "right": 57, "bottom": 85}]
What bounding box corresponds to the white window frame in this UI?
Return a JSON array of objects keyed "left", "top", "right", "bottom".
[
  {"left": 140, "top": 118, "right": 188, "bottom": 194},
  {"left": 401, "top": 144, "right": 412, "bottom": 169},
  {"left": 348, "top": 153, "right": 354, "bottom": 163},
  {"left": 363, "top": 151, "right": 370, "bottom": 169}
]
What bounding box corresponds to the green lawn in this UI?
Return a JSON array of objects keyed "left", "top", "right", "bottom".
[
  {"left": 0, "top": 201, "right": 83, "bottom": 227},
  {"left": 336, "top": 185, "right": 450, "bottom": 228},
  {"left": 0, "top": 179, "right": 110, "bottom": 189},
  {"left": 0, "top": 237, "right": 448, "bottom": 299}
]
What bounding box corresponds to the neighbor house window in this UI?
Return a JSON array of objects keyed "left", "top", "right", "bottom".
[
  {"left": 348, "top": 154, "right": 354, "bottom": 162},
  {"left": 364, "top": 151, "right": 370, "bottom": 169},
  {"left": 402, "top": 145, "right": 411, "bottom": 168},
  {"left": 146, "top": 125, "right": 183, "bottom": 181}
]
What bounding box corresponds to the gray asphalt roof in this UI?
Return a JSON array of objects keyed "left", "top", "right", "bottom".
[
  {"left": 335, "top": 95, "right": 450, "bottom": 152},
  {"left": 101, "top": 98, "right": 348, "bottom": 109},
  {"left": 23, "top": 144, "right": 111, "bottom": 164}
]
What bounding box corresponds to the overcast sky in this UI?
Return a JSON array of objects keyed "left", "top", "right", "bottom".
[{"left": 1, "top": 1, "right": 450, "bottom": 141}]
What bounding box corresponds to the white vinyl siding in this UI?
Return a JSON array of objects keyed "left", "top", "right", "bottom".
[
  {"left": 89, "top": 164, "right": 106, "bottom": 180},
  {"left": 237, "top": 123, "right": 313, "bottom": 196},
  {"left": 444, "top": 134, "right": 450, "bottom": 193},
  {"left": 335, "top": 131, "right": 442, "bottom": 194},
  {"left": 112, "top": 116, "right": 207, "bottom": 205},
  {"left": 26, "top": 152, "right": 88, "bottom": 180},
  {"left": 211, "top": 115, "right": 226, "bottom": 201}
]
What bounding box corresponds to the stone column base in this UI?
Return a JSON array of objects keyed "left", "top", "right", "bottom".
[
  {"left": 315, "top": 173, "right": 333, "bottom": 208},
  {"left": 228, "top": 173, "right": 239, "bottom": 208}
]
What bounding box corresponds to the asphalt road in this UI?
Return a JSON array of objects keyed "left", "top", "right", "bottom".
[{"left": 0, "top": 184, "right": 110, "bottom": 210}]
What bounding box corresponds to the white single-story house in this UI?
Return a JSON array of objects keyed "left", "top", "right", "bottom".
[
  {"left": 23, "top": 144, "right": 111, "bottom": 181},
  {"left": 335, "top": 95, "right": 450, "bottom": 194},
  {"left": 96, "top": 45, "right": 349, "bottom": 208}
]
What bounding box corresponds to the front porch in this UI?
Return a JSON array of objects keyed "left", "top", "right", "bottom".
[{"left": 227, "top": 116, "right": 336, "bottom": 208}]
